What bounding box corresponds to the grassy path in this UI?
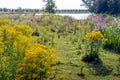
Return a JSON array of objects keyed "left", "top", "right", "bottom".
[
  {"left": 54, "top": 36, "right": 85, "bottom": 80},
  {"left": 53, "top": 36, "right": 120, "bottom": 80}
]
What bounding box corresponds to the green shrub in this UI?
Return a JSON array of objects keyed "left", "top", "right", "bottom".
[
  {"left": 82, "top": 31, "right": 107, "bottom": 63},
  {"left": 101, "top": 22, "right": 120, "bottom": 53}
]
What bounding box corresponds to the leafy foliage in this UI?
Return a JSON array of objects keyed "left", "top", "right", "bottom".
[
  {"left": 82, "top": 0, "right": 120, "bottom": 15},
  {"left": 101, "top": 22, "right": 120, "bottom": 53},
  {"left": 44, "top": 0, "right": 57, "bottom": 13}
]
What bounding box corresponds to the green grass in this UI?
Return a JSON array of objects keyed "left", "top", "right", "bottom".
[{"left": 53, "top": 36, "right": 120, "bottom": 80}]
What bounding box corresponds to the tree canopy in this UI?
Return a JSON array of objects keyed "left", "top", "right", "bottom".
[
  {"left": 82, "top": 0, "right": 120, "bottom": 15},
  {"left": 44, "top": 0, "right": 57, "bottom": 13}
]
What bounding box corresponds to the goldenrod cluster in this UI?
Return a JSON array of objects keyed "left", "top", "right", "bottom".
[
  {"left": 84, "top": 31, "right": 107, "bottom": 41},
  {"left": 0, "top": 18, "right": 57, "bottom": 79},
  {"left": 83, "top": 31, "right": 107, "bottom": 55},
  {"left": 0, "top": 18, "right": 9, "bottom": 26},
  {"left": 0, "top": 24, "right": 36, "bottom": 54},
  {"left": 16, "top": 43, "right": 56, "bottom": 80}
]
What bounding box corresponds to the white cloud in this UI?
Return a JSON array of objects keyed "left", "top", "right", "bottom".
[{"left": 0, "top": 0, "right": 86, "bottom": 9}]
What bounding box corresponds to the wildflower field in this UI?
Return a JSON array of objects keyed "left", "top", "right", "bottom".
[{"left": 0, "top": 13, "right": 120, "bottom": 80}]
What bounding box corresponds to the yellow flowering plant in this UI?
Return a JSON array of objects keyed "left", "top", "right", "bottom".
[
  {"left": 0, "top": 24, "right": 36, "bottom": 79},
  {"left": 0, "top": 18, "right": 9, "bottom": 26},
  {"left": 16, "top": 43, "right": 57, "bottom": 80},
  {"left": 79, "top": 61, "right": 85, "bottom": 76},
  {"left": 82, "top": 31, "right": 107, "bottom": 63},
  {"left": 0, "top": 22, "right": 58, "bottom": 79}
]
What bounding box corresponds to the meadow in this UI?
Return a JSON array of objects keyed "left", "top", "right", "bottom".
[{"left": 0, "top": 13, "right": 120, "bottom": 80}]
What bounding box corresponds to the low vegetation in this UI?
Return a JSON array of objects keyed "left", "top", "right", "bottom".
[{"left": 0, "top": 13, "right": 120, "bottom": 80}]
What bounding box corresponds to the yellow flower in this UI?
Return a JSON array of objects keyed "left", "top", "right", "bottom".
[
  {"left": 17, "top": 67, "right": 23, "bottom": 71},
  {"left": 0, "top": 42, "right": 4, "bottom": 45},
  {"left": 16, "top": 43, "right": 57, "bottom": 80},
  {"left": 80, "top": 61, "right": 85, "bottom": 65},
  {"left": 13, "top": 24, "right": 33, "bottom": 36},
  {"left": 15, "top": 74, "right": 24, "bottom": 80},
  {"left": 0, "top": 18, "right": 9, "bottom": 25},
  {"left": 32, "top": 73, "right": 38, "bottom": 78},
  {"left": 57, "top": 74, "right": 67, "bottom": 79},
  {"left": 84, "top": 31, "right": 107, "bottom": 41}
]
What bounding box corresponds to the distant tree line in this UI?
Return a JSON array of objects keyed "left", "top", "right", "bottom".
[
  {"left": 0, "top": 8, "right": 89, "bottom": 14},
  {"left": 0, "top": 7, "right": 41, "bottom": 13},
  {"left": 82, "top": 0, "right": 120, "bottom": 15},
  {"left": 0, "top": 0, "right": 56, "bottom": 14}
]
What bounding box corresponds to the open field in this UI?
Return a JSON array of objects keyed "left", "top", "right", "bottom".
[{"left": 0, "top": 13, "right": 120, "bottom": 80}]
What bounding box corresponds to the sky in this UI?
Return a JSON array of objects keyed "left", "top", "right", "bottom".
[{"left": 0, "top": 0, "right": 87, "bottom": 9}]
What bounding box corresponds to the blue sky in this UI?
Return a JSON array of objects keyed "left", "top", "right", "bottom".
[{"left": 0, "top": 0, "right": 87, "bottom": 9}]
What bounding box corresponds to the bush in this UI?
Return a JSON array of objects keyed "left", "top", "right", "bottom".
[
  {"left": 16, "top": 44, "right": 57, "bottom": 80},
  {"left": 82, "top": 31, "right": 107, "bottom": 63},
  {"left": 101, "top": 22, "right": 120, "bottom": 53}
]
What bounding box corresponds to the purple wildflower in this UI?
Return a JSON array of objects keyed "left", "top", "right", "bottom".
[{"left": 88, "top": 14, "right": 116, "bottom": 30}]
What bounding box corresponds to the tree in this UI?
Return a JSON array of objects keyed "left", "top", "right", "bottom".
[
  {"left": 44, "top": 0, "right": 57, "bottom": 13},
  {"left": 3, "top": 8, "right": 8, "bottom": 12},
  {"left": 82, "top": 0, "right": 120, "bottom": 15}
]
